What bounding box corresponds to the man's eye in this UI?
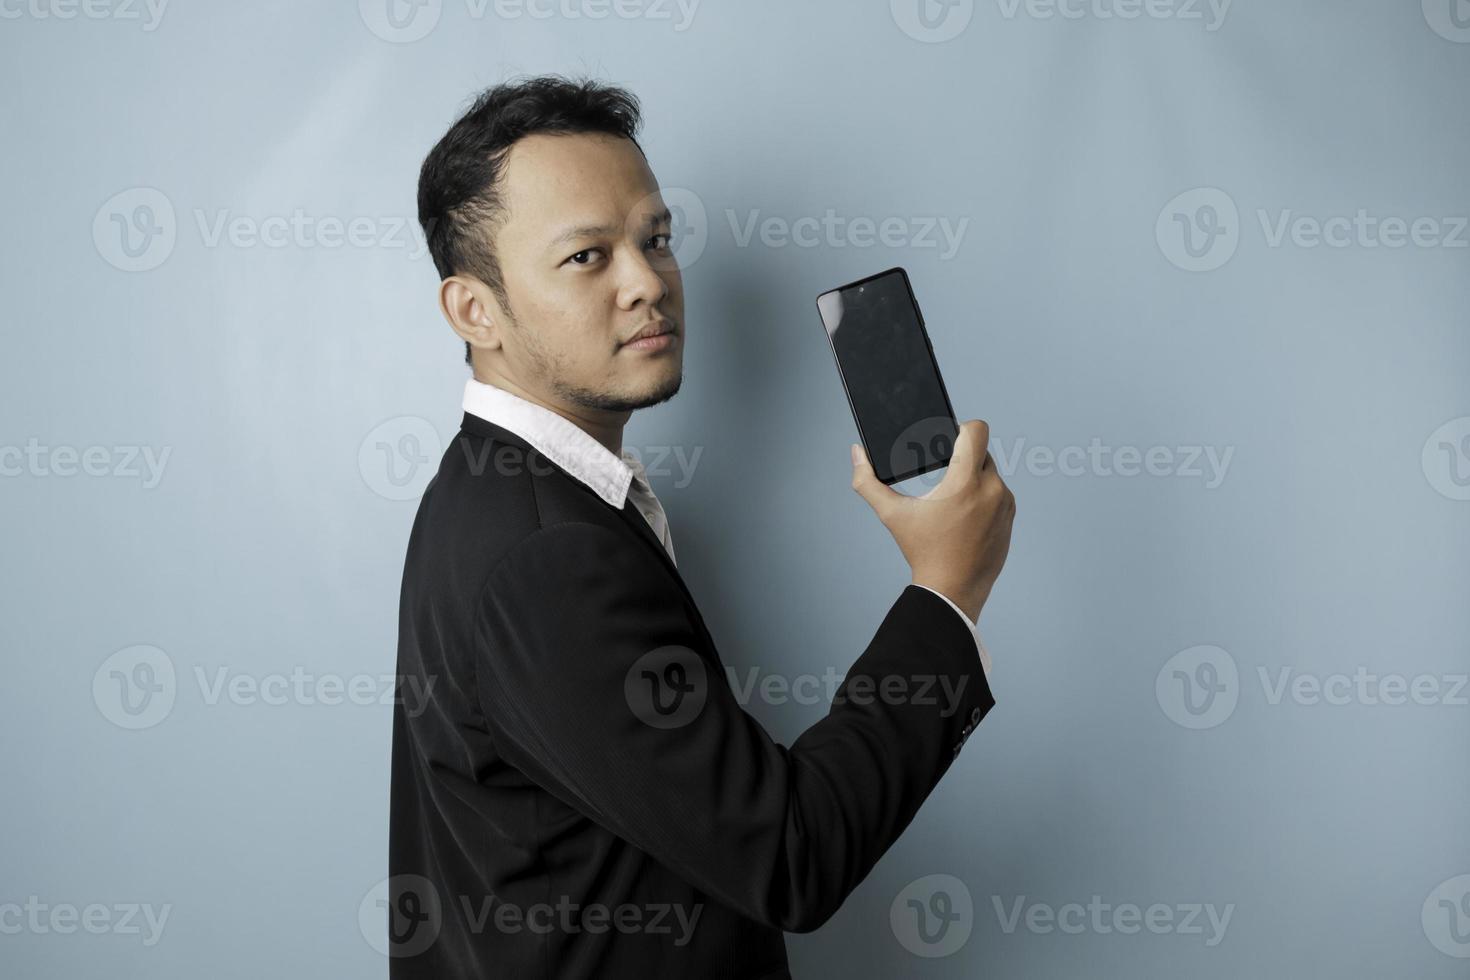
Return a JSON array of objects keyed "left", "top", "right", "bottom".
[
  {"left": 567, "top": 248, "right": 602, "bottom": 265},
  {"left": 647, "top": 233, "right": 672, "bottom": 251}
]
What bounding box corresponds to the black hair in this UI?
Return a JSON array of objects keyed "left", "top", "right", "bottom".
[{"left": 417, "top": 75, "right": 645, "bottom": 364}]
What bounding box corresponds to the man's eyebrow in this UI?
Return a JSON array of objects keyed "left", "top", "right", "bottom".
[
  {"left": 547, "top": 223, "right": 617, "bottom": 247},
  {"left": 546, "top": 208, "right": 672, "bottom": 249}
]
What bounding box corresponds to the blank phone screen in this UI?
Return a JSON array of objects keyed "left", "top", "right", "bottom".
[{"left": 817, "top": 269, "right": 957, "bottom": 485}]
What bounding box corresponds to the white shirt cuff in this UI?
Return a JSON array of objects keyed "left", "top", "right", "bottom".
[{"left": 914, "top": 585, "right": 992, "bottom": 678}]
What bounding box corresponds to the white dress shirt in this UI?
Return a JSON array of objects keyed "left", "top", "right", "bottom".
[{"left": 461, "top": 378, "right": 991, "bottom": 677}]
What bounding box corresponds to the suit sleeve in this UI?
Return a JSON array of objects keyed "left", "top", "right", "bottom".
[
  {"left": 914, "top": 583, "right": 995, "bottom": 677},
  {"left": 472, "top": 520, "right": 995, "bottom": 934}
]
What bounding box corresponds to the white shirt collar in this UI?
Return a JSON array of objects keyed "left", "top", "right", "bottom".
[{"left": 461, "top": 378, "right": 651, "bottom": 510}]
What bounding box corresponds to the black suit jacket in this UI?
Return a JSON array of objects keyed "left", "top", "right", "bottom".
[{"left": 388, "top": 412, "right": 995, "bottom": 978}]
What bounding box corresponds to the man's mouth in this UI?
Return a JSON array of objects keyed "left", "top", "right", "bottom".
[{"left": 621, "top": 319, "right": 678, "bottom": 352}]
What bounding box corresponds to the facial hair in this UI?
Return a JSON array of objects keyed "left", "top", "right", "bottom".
[{"left": 501, "top": 293, "right": 683, "bottom": 414}]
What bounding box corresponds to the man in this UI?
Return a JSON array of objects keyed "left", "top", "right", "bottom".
[{"left": 388, "top": 75, "right": 1016, "bottom": 978}]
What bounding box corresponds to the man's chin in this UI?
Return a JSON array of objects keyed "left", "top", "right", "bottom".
[
  {"left": 628, "top": 369, "right": 683, "bottom": 411},
  {"left": 576, "top": 368, "right": 683, "bottom": 413}
]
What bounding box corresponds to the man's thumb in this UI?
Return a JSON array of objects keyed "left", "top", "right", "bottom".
[{"left": 850, "top": 443, "right": 895, "bottom": 512}]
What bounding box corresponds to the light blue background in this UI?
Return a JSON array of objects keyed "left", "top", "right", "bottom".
[{"left": 2, "top": 0, "right": 1467, "bottom": 976}]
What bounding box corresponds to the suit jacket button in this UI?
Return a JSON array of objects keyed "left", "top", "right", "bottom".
[
  {"left": 961, "top": 724, "right": 972, "bottom": 737},
  {"left": 970, "top": 707, "right": 982, "bottom": 725}
]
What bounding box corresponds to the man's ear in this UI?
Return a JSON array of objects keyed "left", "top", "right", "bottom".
[{"left": 438, "top": 275, "right": 503, "bottom": 356}]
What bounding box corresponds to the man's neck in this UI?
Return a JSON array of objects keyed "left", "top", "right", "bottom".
[{"left": 473, "top": 369, "right": 628, "bottom": 457}]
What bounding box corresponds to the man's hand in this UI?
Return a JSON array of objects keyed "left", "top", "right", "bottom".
[{"left": 850, "top": 420, "right": 1016, "bottom": 623}]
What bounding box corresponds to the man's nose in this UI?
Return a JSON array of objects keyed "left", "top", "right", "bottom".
[{"left": 619, "top": 251, "right": 671, "bottom": 308}]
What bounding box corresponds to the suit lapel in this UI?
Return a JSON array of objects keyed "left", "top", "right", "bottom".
[{"left": 611, "top": 495, "right": 678, "bottom": 577}]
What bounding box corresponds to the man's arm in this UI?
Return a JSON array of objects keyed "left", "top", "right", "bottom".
[
  {"left": 915, "top": 583, "right": 993, "bottom": 676},
  {"left": 473, "top": 520, "right": 994, "bottom": 934}
]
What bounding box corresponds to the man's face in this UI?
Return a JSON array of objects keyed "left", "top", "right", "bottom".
[{"left": 482, "top": 132, "right": 685, "bottom": 415}]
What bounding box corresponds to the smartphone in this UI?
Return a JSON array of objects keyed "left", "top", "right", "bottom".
[{"left": 815, "top": 267, "right": 959, "bottom": 486}]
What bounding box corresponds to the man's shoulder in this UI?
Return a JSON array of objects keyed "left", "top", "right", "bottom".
[{"left": 404, "top": 419, "right": 623, "bottom": 585}]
